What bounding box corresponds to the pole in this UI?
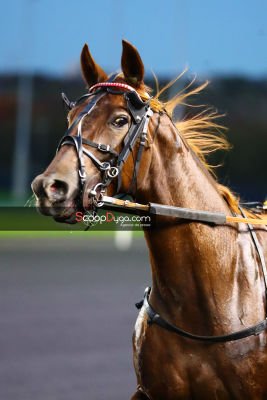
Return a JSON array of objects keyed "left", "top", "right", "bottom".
[{"left": 12, "top": 74, "right": 33, "bottom": 200}]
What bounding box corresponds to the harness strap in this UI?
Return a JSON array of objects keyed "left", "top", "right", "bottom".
[
  {"left": 115, "top": 118, "right": 146, "bottom": 193},
  {"left": 127, "top": 108, "right": 153, "bottom": 194},
  {"left": 57, "top": 134, "right": 87, "bottom": 184},
  {"left": 239, "top": 206, "right": 267, "bottom": 302},
  {"left": 82, "top": 138, "right": 118, "bottom": 157},
  {"left": 62, "top": 91, "right": 106, "bottom": 138},
  {"left": 137, "top": 287, "right": 267, "bottom": 343},
  {"left": 115, "top": 105, "right": 152, "bottom": 193}
]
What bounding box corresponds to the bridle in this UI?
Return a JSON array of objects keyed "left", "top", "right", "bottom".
[
  {"left": 58, "top": 76, "right": 153, "bottom": 210},
  {"left": 58, "top": 77, "right": 267, "bottom": 344}
]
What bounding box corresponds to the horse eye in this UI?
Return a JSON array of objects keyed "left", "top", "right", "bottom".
[{"left": 111, "top": 116, "right": 129, "bottom": 128}]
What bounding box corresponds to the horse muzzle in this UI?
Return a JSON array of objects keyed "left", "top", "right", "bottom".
[{"left": 31, "top": 173, "right": 80, "bottom": 221}]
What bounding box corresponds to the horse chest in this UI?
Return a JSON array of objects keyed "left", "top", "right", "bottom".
[{"left": 133, "top": 309, "right": 267, "bottom": 399}]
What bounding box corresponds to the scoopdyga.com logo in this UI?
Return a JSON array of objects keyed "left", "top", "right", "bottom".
[{"left": 75, "top": 211, "right": 151, "bottom": 230}]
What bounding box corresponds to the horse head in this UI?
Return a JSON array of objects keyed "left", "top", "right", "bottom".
[{"left": 31, "top": 40, "right": 153, "bottom": 222}]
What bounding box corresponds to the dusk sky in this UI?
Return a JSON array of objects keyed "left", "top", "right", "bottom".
[{"left": 1, "top": 0, "right": 267, "bottom": 78}]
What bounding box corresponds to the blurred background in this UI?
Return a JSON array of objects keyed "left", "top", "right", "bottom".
[{"left": 0, "top": 0, "right": 267, "bottom": 399}]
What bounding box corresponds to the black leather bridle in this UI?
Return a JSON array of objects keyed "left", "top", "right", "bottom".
[{"left": 59, "top": 77, "right": 153, "bottom": 209}]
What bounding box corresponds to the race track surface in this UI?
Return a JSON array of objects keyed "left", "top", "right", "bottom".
[{"left": 0, "top": 236, "right": 151, "bottom": 400}]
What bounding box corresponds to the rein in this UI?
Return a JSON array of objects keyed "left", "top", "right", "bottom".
[{"left": 59, "top": 79, "right": 267, "bottom": 343}]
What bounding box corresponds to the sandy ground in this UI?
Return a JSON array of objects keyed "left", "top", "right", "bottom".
[{"left": 0, "top": 236, "right": 151, "bottom": 400}]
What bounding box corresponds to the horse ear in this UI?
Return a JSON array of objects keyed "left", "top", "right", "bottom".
[
  {"left": 121, "top": 40, "right": 145, "bottom": 86},
  {"left": 80, "top": 44, "right": 108, "bottom": 88}
]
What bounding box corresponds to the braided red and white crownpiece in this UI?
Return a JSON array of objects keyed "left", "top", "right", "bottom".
[
  {"left": 89, "top": 81, "right": 150, "bottom": 102},
  {"left": 89, "top": 81, "right": 136, "bottom": 93}
]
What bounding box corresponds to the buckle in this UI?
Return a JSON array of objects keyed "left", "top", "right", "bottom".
[
  {"left": 98, "top": 143, "right": 110, "bottom": 152},
  {"left": 89, "top": 183, "right": 105, "bottom": 208},
  {"left": 107, "top": 166, "right": 119, "bottom": 178},
  {"left": 100, "top": 162, "right": 110, "bottom": 171}
]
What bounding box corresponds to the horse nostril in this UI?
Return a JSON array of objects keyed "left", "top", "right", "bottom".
[
  {"left": 45, "top": 180, "right": 69, "bottom": 202},
  {"left": 32, "top": 176, "right": 46, "bottom": 198},
  {"left": 32, "top": 175, "right": 72, "bottom": 203}
]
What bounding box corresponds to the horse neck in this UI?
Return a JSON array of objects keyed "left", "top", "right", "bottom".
[
  {"left": 137, "top": 114, "right": 264, "bottom": 332},
  {"left": 138, "top": 113, "right": 230, "bottom": 218}
]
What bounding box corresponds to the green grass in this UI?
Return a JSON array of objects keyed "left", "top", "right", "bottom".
[
  {"left": 0, "top": 230, "right": 144, "bottom": 238},
  {"left": 0, "top": 192, "right": 144, "bottom": 238},
  {"left": 0, "top": 230, "right": 113, "bottom": 237}
]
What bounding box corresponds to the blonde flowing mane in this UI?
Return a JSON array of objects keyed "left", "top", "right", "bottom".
[{"left": 135, "top": 75, "right": 255, "bottom": 216}]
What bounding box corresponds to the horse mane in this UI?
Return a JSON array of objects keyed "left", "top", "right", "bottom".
[{"left": 132, "top": 74, "right": 261, "bottom": 218}]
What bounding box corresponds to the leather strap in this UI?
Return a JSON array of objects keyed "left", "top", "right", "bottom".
[
  {"left": 136, "top": 287, "right": 267, "bottom": 343},
  {"left": 82, "top": 138, "right": 118, "bottom": 157},
  {"left": 115, "top": 105, "right": 152, "bottom": 192},
  {"left": 127, "top": 108, "right": 153, "bottom": 195},
  {"left": 239, "top": 207, "right": 267, "bottom": 302}
]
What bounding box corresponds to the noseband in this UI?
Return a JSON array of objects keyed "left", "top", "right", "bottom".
[{"left": 58, "top": 77, "right": 153, "bottom": 210}]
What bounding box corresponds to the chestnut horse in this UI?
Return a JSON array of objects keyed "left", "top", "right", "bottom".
[{"left": 32, "top": 41, "right": 267, "bottom": 399}]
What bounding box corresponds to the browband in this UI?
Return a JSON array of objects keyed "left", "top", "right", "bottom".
[
  {"left": 90, "top": 81, "right": 137, "bottom": 93},
  {"left": 89, "top": 81, "right": 150, "bottom": 103}
]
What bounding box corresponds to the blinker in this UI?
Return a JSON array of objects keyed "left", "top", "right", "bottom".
[{"left": 125, "top": 91, "right": 149, "bottom": 124}]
